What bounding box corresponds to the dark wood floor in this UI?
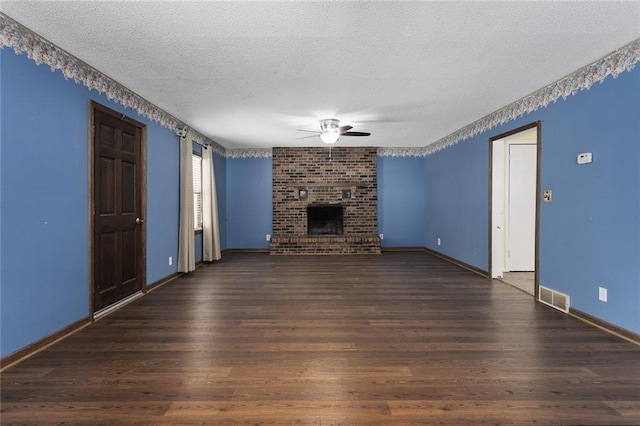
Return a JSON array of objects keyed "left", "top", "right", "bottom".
[{"left": 2, "top": 252, "right": 639, "bottom": 424}]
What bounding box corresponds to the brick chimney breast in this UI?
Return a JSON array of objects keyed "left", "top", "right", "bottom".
[{"left": 270, "top": 147, "right": 381, "bottom": 255}]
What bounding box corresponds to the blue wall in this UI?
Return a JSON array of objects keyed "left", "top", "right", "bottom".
[
  {"left": 538, "top": 70, "right": 639, "bottom": 333},
  {"left": 226, "top": 157, "right": 272, "bottom": 249},
  {"left": 424, "top": 139, "right": 488, "bottom": 269},
  {"left": 195, "top": 233, "right": 204, "bottom": 263},
  {"left": 2, "top": 40, "right": 638, "bottom": 356},
  {"left": 0, "top": 49, "right": 181, "bottom": 357},
  {"left": 378, "top": 156, "right": 425, "bottom": 247},
  {"left": 0, "top": 48, "right": 3, "bottom": 327},
  {"left": 146, "top": 124, "right": 180, "bottom": 283},
  {"left": 424, "top": 68, "right": 640, "bottom": 334}
]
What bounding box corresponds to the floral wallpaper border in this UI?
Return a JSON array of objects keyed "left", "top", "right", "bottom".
[
  {"left": 226, "top": 148, "right": 274, "bottom": 159},
  {"left": 377, "top": 147, "right": 428, "bottom": 158},
  {"left": 1, "top": 14, "right": 638, "bottom": 159},
  {"left": 421, "top": 38, "right": 640, "bottom": 156},
  {"left": 0, "top": 13, "right": 225, "bottom": 155},
  {"left": 221, "top": 37, "right": 640, "bottom": 159},
  {"left": 223, "top": 147, "right": 429, "bottom": 159}
]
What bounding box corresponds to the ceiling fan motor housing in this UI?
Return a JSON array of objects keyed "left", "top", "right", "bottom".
[{"left": 320, "top": 118, "right": 340, "bottom": 133}]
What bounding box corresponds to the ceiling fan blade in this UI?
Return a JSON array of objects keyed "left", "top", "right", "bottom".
[
  {"left": 338, "top": 125, "right": 353, "bottom": 134},
  {"left": 297, "top": 129, "right": 322, "bottom": 134},
  {"left": 295, "top": 134, "right": 319, "bottom": 140},
  {"left": 341, "top": 131, "right": 371, "bottom": 136}
]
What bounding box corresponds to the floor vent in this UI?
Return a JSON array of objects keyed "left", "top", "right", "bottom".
[{"left": 539, "top": 285, "right": 570, "bottom": 313}]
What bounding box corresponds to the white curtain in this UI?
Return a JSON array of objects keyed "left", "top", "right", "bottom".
[
  {"left": 177, "top": 132, "right": 196, "bottom": 272},
  {"left": 202, "top": 146, "right": 222, "bottom": 261}
]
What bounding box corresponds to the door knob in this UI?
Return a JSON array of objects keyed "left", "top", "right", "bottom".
[{"left": 136, "top": 217, "right": 144, "bottom": 224}]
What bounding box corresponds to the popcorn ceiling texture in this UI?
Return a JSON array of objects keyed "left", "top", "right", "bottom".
[
  {"left": 270, "top": 147, "right": 380, "bottom": 255},
  {"left": 1, "top": 2, "right": 639, "bottom": 156}
]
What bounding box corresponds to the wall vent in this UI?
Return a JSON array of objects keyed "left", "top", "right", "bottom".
[{"left": 539, "top": 285, "right": 570, "bottom": 313}]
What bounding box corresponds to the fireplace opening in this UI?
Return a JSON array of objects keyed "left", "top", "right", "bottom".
[{"left": 307, "top": 205, "right": 343, "bottom": 235}]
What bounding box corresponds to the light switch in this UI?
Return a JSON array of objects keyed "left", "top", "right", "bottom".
[{"left": 577, "top": 152, "right": 593, "bottom": 164}]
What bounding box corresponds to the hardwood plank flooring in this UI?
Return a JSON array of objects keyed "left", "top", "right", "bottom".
[{"left": 2, "top": 252, "right": 639, "bottom": 424}]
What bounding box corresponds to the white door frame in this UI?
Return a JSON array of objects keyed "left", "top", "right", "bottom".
[{"left": 489, "top": 121, "right": 541, "bottom": 298}]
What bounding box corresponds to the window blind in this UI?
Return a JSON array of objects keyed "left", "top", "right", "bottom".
[{"left": 192, "top": 153, "right": 203, "bottom": 230}]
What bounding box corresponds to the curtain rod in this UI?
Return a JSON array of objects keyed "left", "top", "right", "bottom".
[{"left": 178, "top": 127, "right": 209, "bottom": 148}]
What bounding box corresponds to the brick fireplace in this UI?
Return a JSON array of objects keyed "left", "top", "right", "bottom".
[{"left": 270, "top": 147, "right": 381, "bottom": 255}]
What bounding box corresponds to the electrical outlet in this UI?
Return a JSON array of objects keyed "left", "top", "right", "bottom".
[
  {"left": 599, "top": 286, "right": 607, "bottom": 302},
  {"left": 577, "top": 152, "right": 593, "bottom": 164},
  {"left": 379, "top": 234, "right": 384, "bottom": 240},
  {"left": 168, "top": 256, "right": 173, "bottom": 266},
  {"left": 437, "top": 238, "right": 441, "bottom": 246},
  {"left": 543, "top": 189, "right": 553, "bottom": 202},
  {"left": 266, "top": 234, "right": 271, "bottom": 241}
]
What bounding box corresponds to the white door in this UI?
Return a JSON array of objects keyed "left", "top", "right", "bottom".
[{"left": 506, "top": 144, "right": 536, "bottom": 271}]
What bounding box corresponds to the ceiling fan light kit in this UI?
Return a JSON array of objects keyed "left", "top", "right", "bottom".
[
  {"left": 319, "top": 118, "right": 341, "bottom": 144},
  {"left": 319, "top": 131, "right": 340, "bottom": 145}
]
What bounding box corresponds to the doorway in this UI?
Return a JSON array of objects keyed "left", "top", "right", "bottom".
[
  {"left": 489, "top": 122, "right": 540, "bottom": 297},
  {"left": 90, "top": 102, "right": 146, "bottom": 315}
]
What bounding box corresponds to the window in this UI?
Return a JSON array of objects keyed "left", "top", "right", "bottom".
[{"left": 192, "top": 153, "right": 203, "bottom": 231}]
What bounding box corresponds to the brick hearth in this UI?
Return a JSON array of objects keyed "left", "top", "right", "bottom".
[{"left": 270, "top": 147, "right": 381, "bottom": 255}]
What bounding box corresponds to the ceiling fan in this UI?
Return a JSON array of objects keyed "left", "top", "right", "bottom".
[{"left": 297, "top": 118, "right": 371, "bottom": 144}]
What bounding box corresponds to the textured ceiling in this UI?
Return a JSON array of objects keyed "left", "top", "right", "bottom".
[{"left": 1, "top": 1, "right": 639, "bottom": 149}]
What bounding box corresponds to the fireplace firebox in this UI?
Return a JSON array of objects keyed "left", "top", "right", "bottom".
[{"left": 307, "top": 205, "right": 343, "bottom": 235}]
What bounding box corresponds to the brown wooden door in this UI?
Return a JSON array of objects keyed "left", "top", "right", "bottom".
[{"left": 93, "top": 107, "right": 143, "bottom": 312}]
